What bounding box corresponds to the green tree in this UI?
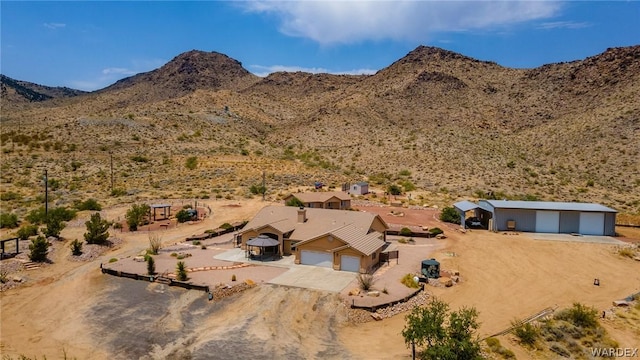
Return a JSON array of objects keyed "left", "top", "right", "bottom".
[
  {"left": 285, "top": 196, "right": 304, "bottom": 207},
  {"left": 147, "top": 256, "right": 156, "bottom": 275},
  {"left": 439, "top": 207, "right": 461, "bottom": 224},
  {"left": 250, "top": 184, "right": 266, "bottom": 196},
  {"left": 176, "top": 261, "right": 188, "bottom": 281},
  {"left": 84, "top": 212, "right": 111, "bottom": 245},
  {"left": 125, "top": 203, "right": 150, "bottom": 231},
  {"left": 388, "top": 184, "right": 402, "bottom": 196},
  {"left": 402, "top": 298, "right": 483, "bottom": 360},
  {"left": 0, "top": 212, "right": 19, "bottom": 229},
  {"left": 29, "top": 236, "right": 49, "bottom": 262},
  {"left": 175, "top": 209, "right": 193, "bottom": 223},
  {"left": 185, "top": 156, "right": 198, "bottom": 170},
  {"left": 74, "top": 198, "right": 102, "bottom": 211}
]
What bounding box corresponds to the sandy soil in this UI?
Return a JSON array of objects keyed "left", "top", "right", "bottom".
[{"left": 2, "top": 201, "right": 639, "bottom": 359}]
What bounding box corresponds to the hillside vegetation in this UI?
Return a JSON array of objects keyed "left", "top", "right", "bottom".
[{"left": 1, "top": 46, "right": 639, "bottom": 218}]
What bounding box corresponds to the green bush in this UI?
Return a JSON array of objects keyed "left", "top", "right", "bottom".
[
  {"left": 285, "top": 196, "right": 304, "bottom": 207},
  {"left": 70, "top": 239, "right": 83, "bottom": 256},
  {"left": 428, "top": 227, "right": 444, "bottom": 236},
  {"left": 387, "top": 184, "right": 402, "bottom": 195},
  {"left": 0, "top": 191, "right": 22, "bottom": 201},
  {"left": 0, "top": 213, "right": 19, "bottom": 229},
  {"left": 130, "top": 155, "right": 150, "bottom": 163},
  {"left": 109, "top": 258, "right": 118, "bottom": 263},
  {"left": 555, "top": 303, "right": 599, "bottom": 329},
  {"left": 400, "top": 227, "right": 412, "bottom": 236},
  {"left": 29, "top": 236, "right": 49, "bottom": 262},
  {"left": 110, "top": 188, "right": 127, "bottom": 197},
  {"left": 220, "top": 222, "right": 233, "bottom": 230},
  {"left": 439, "top": 207, "right": 461, "bottom": 224},
  {"left": 249, "top": 184, "right": 266, "bottom": 195},
  {"left": 17, "top": 224, "right": 39, "bottom": 240}
]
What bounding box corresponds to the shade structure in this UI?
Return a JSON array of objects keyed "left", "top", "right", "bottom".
[{"left": 246, "top": 234, "right": 279, "bottom": 247}]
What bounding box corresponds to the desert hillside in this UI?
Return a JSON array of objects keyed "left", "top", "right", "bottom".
[{"left": 0, "top": 46, "right": 638, "bottom": 217}]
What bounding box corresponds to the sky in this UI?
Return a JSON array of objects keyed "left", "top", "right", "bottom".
[{"left": 1, "top": 1, "right": 639, "bottom": 92}]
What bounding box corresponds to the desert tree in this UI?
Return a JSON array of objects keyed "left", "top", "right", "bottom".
[
  {"left": 125, "top": 203, "right": 150, "bottom": 231},
  {"left": 29, "top": 236, "right": 49, "bottom": 262}
]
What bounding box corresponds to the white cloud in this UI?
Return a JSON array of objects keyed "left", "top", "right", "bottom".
[
  {"left": 43, "top": 23, "right": 66, "bottom": 30},
  {"left": 249, "top": 64, "right": 377, "bottom": 77},
  {"left": 536, "top": 21, "right": 591, "bottom": 30},
  {"left": 102, "top": 67, "right": 137, "bottom": 76},
  {"left": 242, "top": 1, "right": 562, "bottom": 44}
]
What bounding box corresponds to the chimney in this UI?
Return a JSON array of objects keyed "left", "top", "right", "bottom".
[{"left": 297, "top": 206, "right": 307, "bottom": 223}]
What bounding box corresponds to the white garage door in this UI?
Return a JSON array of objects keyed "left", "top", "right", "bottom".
[
  {"left": 579, "top": 212, "right": 604, "bottom": 235},
  {"left": 340, "top": 255, "right": 360, "bottom": 272},
  {"left": 536, "top": 211, "right": 560, "bottom": 233},
  {"left": 300, "top": 250, "right": 332, "bottom": 268}
]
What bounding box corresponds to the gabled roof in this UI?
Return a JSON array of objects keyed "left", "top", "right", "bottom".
[
  {"left": 284, "top": 191, "right": 351, "bottom": 203},
  {"left": 355, "top": 182, "right": 368, "bottom": 186},
  {"left": 453, "top": 200, "right": 479, "bottom": 212},
  {"left": 480, "top": 200, "right": 617, "bottom": 213},
  {"left": 242, "top": 205, "right": 388, "bottom": 255}
]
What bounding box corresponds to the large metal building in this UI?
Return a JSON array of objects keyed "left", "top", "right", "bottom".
[{"left": 476, "top": 200, "right": 617, "bottom": 236}]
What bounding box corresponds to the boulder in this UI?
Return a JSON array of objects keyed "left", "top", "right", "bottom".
[
  {"left": 436, "top": 234, "right": 447, "bottom": 239},
  {"left": 451, "top": 276, "right": 460, "bottom": 283},
  {"left": 349, "top": 288, "right": 361, "bottom": 296},
  {"left": 367, "top": 290, "right": 381, "bottom": 297},
  {"left": 11, "top": 276, "right": 23, "bottom": 283},
  {"left": 450, "top": 269, "right": 460, "bottom": 276},
  {"left": 439, "top": 277, "right": 453, "bottom": 287},
  {"left": 371, "top": 313, "right": 383, "bottom": 321}
]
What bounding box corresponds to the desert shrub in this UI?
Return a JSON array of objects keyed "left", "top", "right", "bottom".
[
  {"left": 357, "top": 273, "right": 375, "bottom": 291},
  {"left": 0, "top": 191, "right": 22, "bottom": 201},
  {"left": 130, "top": 155, "right": 149, "bottom": 163},
  {"left": 112, "top": 222, "right": 123, "bottom": 230},
  {"left": 512, "top": 320, "right": 539, "bottom": 346},
  {"left": 175, "top": 209, "right": 193, "bottom": 223},
  {"left": 249, "top": 184, "right": 266, "bottom": 195},
  {"left": 0, "top": 212, "right": 19, "bottom": 229},
  {"left": 193, "top": 240, "right": 201, "bottom": 246},
  {"left": 428, "top": 227, "right": 444, "bottom": 236},
  {"left": 401, "top": 273, "right": 420, "bottom": 288},
  {"left": 399, "top": 169, "right": 411, "bottom": 176},
  {"left": 400, "top": 227, "right": 412, "bottom": 236},
  {"left": 44, "top": 214, "right": 65, "bottom": 238},
  {"left": 17, "top": 224, "right": 39, "bottom": 240},
  {"left": 185, "top": 156, "right": 198, "bottom": 170},
  {"left": 549, "top": 344, "right": 570, "bottom": 358},
  {"left": 70, "top": 239, "right": 83, "bottom": 256},
  {"left": 109, "top": 258, "right": 118, "bottom": 263},
  {"left": 618, "top": 246, "right": 636, "bottom": 258},
  {"left": 231, "top": 274, "right": 237, "bottom": 281},
  {"left": 285, "top": 196, "right": 304, "bottom": 207},
  {"left": 84, "top": 212, "right": 110, "bottom": 245},
  {"left": 555, "top": 303, "right": 599, "bottom": 329},
  {"left": 110, "top": 188, "right": 127, "bottom": 197},
  {"left": 439, "top": 207, "right": 461, "bottom": 224},
  {"left": 29, "top": 236, "right": 49, "bottom": 262},
  {"left": 176, "top": 261, "right": 188, "bottom": 281},
  {"left": 401, "top": 181, "right": 416, "bottom": 192},
  {"left": 148, "top": 234, "right": 161, "bottom": 255},
  {"left": 398, "top": 238, "right": 408, "bottom": 244},
  {"left": 147, "top": 256, "right": 155, "bottom": 275},
  {"left": 220, "top": 222, "right": 233, "bottom": 230},
  {"left": 28, "top": 207, "right": 76, "bottom": 226},
  {"left": 74, "top": 198, "right": 102, "bottom": 211},
  {"left": 170, "top": 252, "right": 178, "bottom": 257}
]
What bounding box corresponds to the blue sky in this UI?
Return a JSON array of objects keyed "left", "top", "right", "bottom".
[{"left": 1, "top": 1, "right": 639, "bottom": 91}]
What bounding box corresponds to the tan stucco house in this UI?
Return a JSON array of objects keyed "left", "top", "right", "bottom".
[
  {"left": 282, "top": 191, "right": 351, "bottom": 210},
  {"left": 238, "top": 205, "right": 389, "bottom": 273}
]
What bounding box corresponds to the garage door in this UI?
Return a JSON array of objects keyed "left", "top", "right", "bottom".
[
  {"left": 536, "top": 211, "right": 560, "bottom": 233},
  {"left": 300, "top": 250, "right": 332, "bottom": 268},
  {"left": 340, "top": 255, "right": 360, "bottom": 272},
  {"left": 579, "top": 212, "right": 604, "bottom": 235}
]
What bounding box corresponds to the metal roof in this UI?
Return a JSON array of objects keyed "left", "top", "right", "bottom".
[
  {"left": 480, "top": 200, "right": 617, "bottom": 213},
  {"left": 453, "top": 200, "right": 480, "bottom": 212},
  {"left": 283, "top": 191, "right": 351, "bottom": 203}
]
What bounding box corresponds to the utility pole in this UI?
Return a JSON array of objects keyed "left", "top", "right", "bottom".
[
  {"left": 110, "top": 152, "right": 114, "bottom": 192},
  {"left": 262, "top": 171, "right": 266, "bottom": 201},
  {"left": 44, "top": 169, "right": 48, "bottom": 217}
]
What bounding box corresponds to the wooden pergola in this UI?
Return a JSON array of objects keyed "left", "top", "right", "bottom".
[{"left": 150, "top": 204, "right": 171, "bottom": 221}]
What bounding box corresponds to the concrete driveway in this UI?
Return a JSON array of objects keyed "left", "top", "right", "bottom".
[
  {"left": 268, "top": 265, "right": 357, "bottom": 293},
  {"left": 525, "top": 233, "right": 626, "bottom": 245}
]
